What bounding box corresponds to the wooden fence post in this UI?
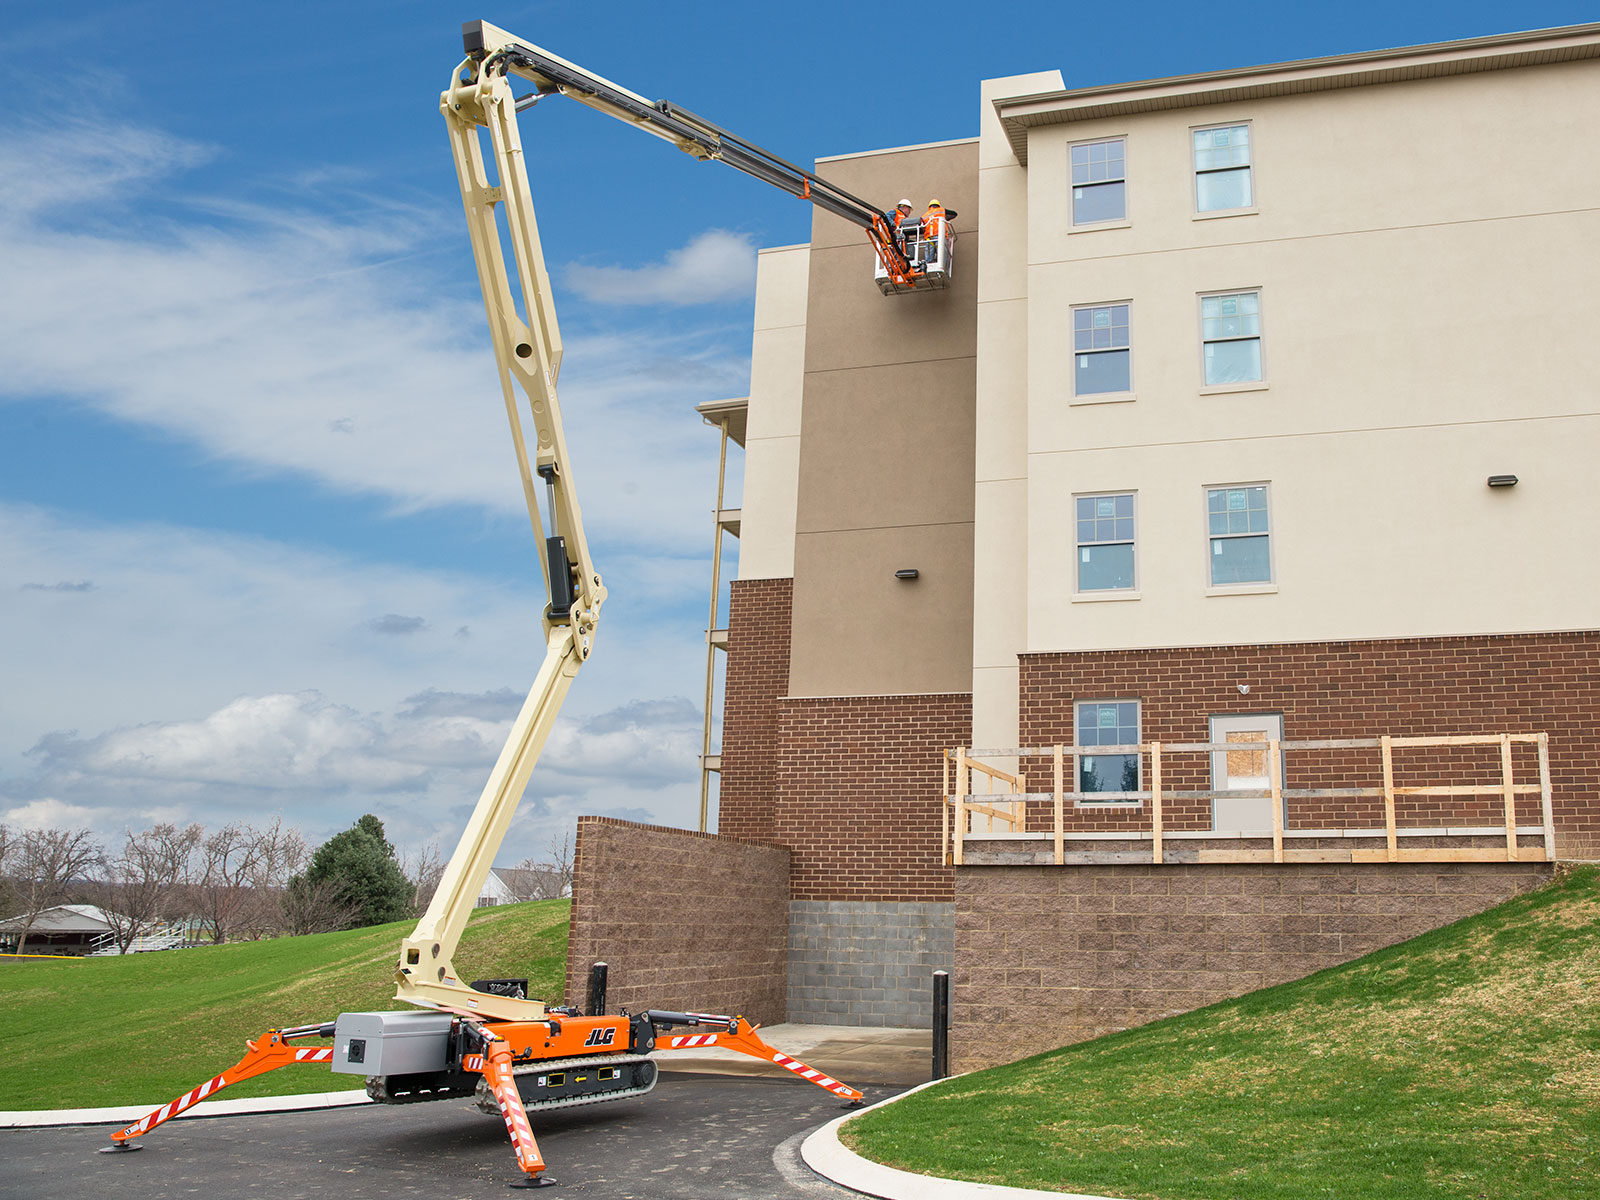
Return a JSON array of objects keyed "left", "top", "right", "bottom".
[
  {"left": 1268, "top": 738, "right": 1283, "bottom": 864},
  {"left": 1151, "top": 741, "right": 1164, "bottom": 866},
  {"left": 953, "top": 749, "right": 968, "bottom": 867},
  {"left": 1381, "top": 734, "right": 1397, "bottom": 862},
  {"left": 1500, "top": 733, "right": 1517, "bottom": 862},
  {"left": 1053, "top": 744, "right": 1064, "bottom": 866},
  {"left": 1538, "top": 732, "right": 1555, "bottom": 862}
]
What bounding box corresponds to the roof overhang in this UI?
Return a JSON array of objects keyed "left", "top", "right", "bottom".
[
  {"left": 994, "top": 22, "right": 1600, "bottom": 164},
  {"left": 696, "top": 397, "right": 749, "bottom": 448}
]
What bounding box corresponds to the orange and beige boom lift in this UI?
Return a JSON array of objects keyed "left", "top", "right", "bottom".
[{"left": 100, "top": 20, "right": 919, "bottom": 1188}]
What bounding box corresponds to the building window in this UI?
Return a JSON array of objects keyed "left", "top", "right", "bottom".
[
  {"left": 1075, "top": 492, "right": 1136, "bottom": 591},
  {"left": 1073, "top": 303, "right": 1131, "bottom": 395},
  {"left": 1071, "top": 138, "right": 1126, "bottom": 225},
  {"left": 1201, "top": 291, "right": 1262, "bottom": 385},
  {"left": 1207, "top": 485, "right": 1272, "bottom": 584},
  {"left": 1076, "top": 700, "right": 1141, "bottom": 798},
  {"left": 1193, "top": 123, "right": 1253, "bottom": 212}
]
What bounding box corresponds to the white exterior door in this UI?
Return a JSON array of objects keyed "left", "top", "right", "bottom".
[{"left": 1210, "top": 713, "right": 1284, "bottom": 832}]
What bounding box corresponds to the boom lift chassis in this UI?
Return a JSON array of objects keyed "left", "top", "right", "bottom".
[{"left": 102, "top": 20, "right": 891, "bottom": 1188}]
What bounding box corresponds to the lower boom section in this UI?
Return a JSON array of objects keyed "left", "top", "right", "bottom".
[{"left": 103, "top": 1004, "right": 861, "bottom": 1187}]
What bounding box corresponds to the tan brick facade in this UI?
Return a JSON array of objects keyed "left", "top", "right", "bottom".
[
  {"left": 774, "top": 692, "right": 969, "bottom": 902},
  {"left": 951, "top": 857, "right": 1550, "bottom": 1071},
  {"left": 1020, "top": 632, "right": 1600, "bottom": 857},
  {"left": 564, "top": 817, "right": 790, "bottom": 1025},
  {"left": 717, "top": 577, "right": 792, "bottom": 842}
]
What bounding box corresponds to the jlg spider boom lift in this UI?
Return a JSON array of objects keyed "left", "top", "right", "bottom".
[{"left": 102, "top": 20, "right": 943, "bottom": 1187}]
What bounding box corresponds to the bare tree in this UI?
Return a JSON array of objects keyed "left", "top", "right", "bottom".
[
  {"left": 196, "top": 823, "right": 266, "bottom": 945},
  {"left": 0, "top": 824, "right": 17, "bottom": 919},
  {"left": 10, "top": 828, "right": 102, "bottom": 954},
  {"left": 511, "top": 831, "right": 575, "bottom": 901},
  {"left": 278, "top": 872, "right": 358, "bottom": 936},
  {"left": 238, "top": 818, "right": 309, "bottom": 940},
  {"left": 98, "top": 823, "right": 203, "bottom": 954},
  {"left": 402, "top": 839, "right": 446, "bottom": 915}
]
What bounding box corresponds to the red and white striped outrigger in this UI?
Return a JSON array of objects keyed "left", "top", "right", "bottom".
[{"left": 102, "top": 1008, "right": 862, "bottom": 1185}]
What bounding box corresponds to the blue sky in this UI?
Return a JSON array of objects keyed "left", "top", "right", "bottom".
[{"left": 2, "top": 0, "right": 1592, "bottom": 864}]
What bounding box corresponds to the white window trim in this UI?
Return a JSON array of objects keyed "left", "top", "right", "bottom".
[
  {"left": 1070, "top": 300, "right": 1134, "bottom": 400},
  {"left": 1074, "top": 489, "right": 1138, "bottom": 596},
  {"left": 1190, "top": 119, "right": 1257, "bottom": 217},
  {"left": 1197, "top": 287, "right": 1266, "bottom": 389},
  {"left": 1074, "top": 698, "right": 1143, "bottom": 806},
  {"left": 1068, "top": 134, "right": 1131, "bottom": 229},
  {"left": 1203, "top": 482, "right": 1275, "bottom": 589}
]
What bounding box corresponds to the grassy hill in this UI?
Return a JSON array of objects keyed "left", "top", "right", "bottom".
[
  {"left": 0, "top": 899, "right": 569, "bottom": 1111},
  {"left": 845, "top": 866, "right": 1600, "bottom": 1200}
]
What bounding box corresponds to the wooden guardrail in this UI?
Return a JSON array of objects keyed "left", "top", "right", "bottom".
[{"left": 943, "top": 732, "right": 1554, "bottom": 868}]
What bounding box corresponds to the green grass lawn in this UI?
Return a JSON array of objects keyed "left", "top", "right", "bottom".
[
  {"left": 846, "top": 867, "right": 1600, "bottom": 1200},
  {"left": 0, "top": 899, "right": 569, "bottom": 1111}
]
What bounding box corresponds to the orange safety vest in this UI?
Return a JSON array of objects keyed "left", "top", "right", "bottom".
[{"left": 922, "top": 206, "right": 944, "bottom": 241}]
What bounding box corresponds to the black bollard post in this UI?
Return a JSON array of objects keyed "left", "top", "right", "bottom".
[
  {"left": 587, "top": 961, "right": 608, "bottom": 1017},
  {"left": 931, "top": 969, "right": 950, "bottom": 1080}
]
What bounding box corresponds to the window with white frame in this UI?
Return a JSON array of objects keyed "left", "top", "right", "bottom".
[
  {"left": 1071, "top": 138, "right": 1125, "bottom": 225},
  {"left": 1201, "top": 290, "right": 1262, "bottom": 385},
  {"left": 1072, "top": 303, "right": 1131, "bottom": 395},
  {"left": 1207, "top": 485, "right": 1272, "bottom": 585},
  {"left": 1193, "top": 123, "right": 1253, "bottom": 212},
  {"left": 1076, "top": 700, "right": 1141, "bottom": 798},
  {"left": 1075, "top": 492, "right": 1135, "bottom": 591}
]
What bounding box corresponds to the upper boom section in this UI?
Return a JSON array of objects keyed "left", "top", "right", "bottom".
[{"left": 461, "top": 21, "right": 916, "bottom": 279}]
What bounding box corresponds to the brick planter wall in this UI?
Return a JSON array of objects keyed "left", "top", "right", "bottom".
[
  {"left": 565, "top": 817, "right": 790, "bottom": 1024},
  {"left": 1019, "top": 632, "right": 1600, "bottom": 857},
  {"left": 951, "top": 854, "right": 1551, "bottom": 1071}
]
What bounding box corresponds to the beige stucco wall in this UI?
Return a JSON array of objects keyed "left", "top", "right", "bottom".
[
  {"left": 973, "top": 71, "right": 1064, "bottom": 749},
  {"left": 1011, "top": 57, "right": 1600, "bottom": 660},
  {"left": 737, "top": 245, "right": 809, "bottom": 582},
  {"left": 788, "top": 140, "right": 980, "bottom": 698}
]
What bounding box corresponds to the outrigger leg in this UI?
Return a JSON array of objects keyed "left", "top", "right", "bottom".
[
  {"left": 102, "top": 1022, "right": 336, "bottom": 1153},
  {"left": 463, "top": 1023, "right": 554, "bottom": 1188},
  {"left": 646, "top": 1011, "right": 865, "bottom": 1106}
]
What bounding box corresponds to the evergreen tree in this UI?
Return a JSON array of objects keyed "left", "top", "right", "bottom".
[{"left": 305, "top": 814, "right": 413, "bottom": 928}]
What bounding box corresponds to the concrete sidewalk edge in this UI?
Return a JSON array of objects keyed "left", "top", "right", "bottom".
[
  {"left": 0, "top": 1090, "right": 372, "bottom": 1129},
  {"left": 800, "top": 1078, "right": 1119, "bottom": 1200}
]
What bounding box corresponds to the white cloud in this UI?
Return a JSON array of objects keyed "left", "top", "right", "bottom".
[
  {"left": 0, "top": 504, "right": 708, "bottom": 860},
  {"left": 565, "top": 230, "right": 758, "bottom": 306},
  {"left": 0, "top": 116, "right": 748, "bottom": 554}
]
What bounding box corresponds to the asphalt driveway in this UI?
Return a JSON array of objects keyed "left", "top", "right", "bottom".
[{"left": 0, "top": 1074, "right": 898, "bottom": 1199}]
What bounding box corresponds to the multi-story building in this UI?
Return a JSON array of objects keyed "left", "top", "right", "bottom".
[
  {"left": 570, "top": 23, "right": 1599, "bottom": 1065},
  {"left": 702, "top": 21, "right": 1600, "bottom": 1029}
]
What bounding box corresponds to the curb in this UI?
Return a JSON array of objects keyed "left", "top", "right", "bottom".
[
  {"left": 0, "top": 1090, "right": 372, "bottom": 1130},
  {"left": 801, "top": 1079, "right": 1119, "bottom": 1200}
]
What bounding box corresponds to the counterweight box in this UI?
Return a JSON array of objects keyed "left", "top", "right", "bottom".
[{"left": 331, "top": 1011, "right": 454, "bottom": 1076}]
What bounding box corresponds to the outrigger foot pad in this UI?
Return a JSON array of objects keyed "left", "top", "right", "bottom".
[
  {"left": 508, "top": 1174, "right": 556, "bottom": 1188},
  {"left": 98, "top": 1143, "right": 143, "bottom": 1153}
]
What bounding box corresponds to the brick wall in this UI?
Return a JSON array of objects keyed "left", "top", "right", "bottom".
[
  {"left": 717, "top": 577, "right": 792, "bottom": 842},
  {"left": 1019, "top": 632, "right": 1600, "bottom": 857},
  {"left": 774, "top": 692, "right": 970, "bottom": 902},
  {"left": 564, "top": 817, "right": 790, "bottom": 1025},
  {"left": 952, "top": 855, "right": 1551, "bottom": 1071}
]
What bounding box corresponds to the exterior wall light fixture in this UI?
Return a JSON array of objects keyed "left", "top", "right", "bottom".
[
  {"left": 1487, "top": 475, "right": 1519, "bottom": 488},
  {"left": 894, "top": 568, "right": 920, "bottom": 580}
]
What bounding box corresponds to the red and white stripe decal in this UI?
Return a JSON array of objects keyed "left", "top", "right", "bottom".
[
  {"left": 293, "top": 1048, "right": 333, "bottom": 1062},
  {"left": 769, "top": 1050, "right": 846, "bottom": 1093},
  {"left": 117, "top": 1070, "right": 229, "bottom": 1140},
  {"left": 665, "top": 1033, "right": 721, "bottom": 1048},
  {"left": 464, "top": 1054, "right": 485, "bottom": 1072}
]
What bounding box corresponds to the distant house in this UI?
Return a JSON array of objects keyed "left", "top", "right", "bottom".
[
  {"left": 0, "top": 904, "right": 116, "bottom": 955},
  {"left": 477, "top": 867, "right": 535, "bottom": 907}
]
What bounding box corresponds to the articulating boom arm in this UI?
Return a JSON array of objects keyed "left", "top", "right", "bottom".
[{"left": 460, "top": 21, "right": 918, "bottom": 283}]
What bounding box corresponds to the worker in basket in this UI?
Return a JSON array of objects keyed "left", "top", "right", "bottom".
[{"left": 921, "top": 198, "right": 955, "bottom": 267}]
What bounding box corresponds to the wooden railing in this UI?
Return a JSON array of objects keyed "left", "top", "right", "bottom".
[{"left": 943, "top": 732, "right": 1555, "bottom": 867}]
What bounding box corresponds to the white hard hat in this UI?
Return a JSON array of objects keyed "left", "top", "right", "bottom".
[{"left": 897, "top": 198, "right": 912, "bottom": 208}]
